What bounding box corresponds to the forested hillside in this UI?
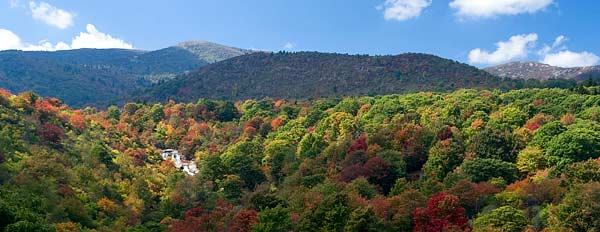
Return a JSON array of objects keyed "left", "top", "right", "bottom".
[
  {"left": 3, "top": 86, "right": 600, "bottom": 231},
  {"left": 140, "top": 52, "right": 576, "bottom": 103},
  {"left": 0, "top": 41, "right": 251, "bottom": 107}
]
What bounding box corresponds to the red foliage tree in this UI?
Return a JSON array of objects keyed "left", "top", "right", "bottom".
[
  {"left": 524, "top": 113, "right": 553, "bottom": 132},
  {"left": 394, "top": 123, "right": 432, "bottom": 172},
  {"left": 271, "top": 117, "right": 284, "bottom": 131},
  {"left": 364, "top": 156, "right": 397, "bottom": 194},
  {"left": 348, "top": 134, "right": 368, "bottom": 154},
  {"left": 0, "top": 88, "right": 11, "bottom": 98},
  {"left": 170, "top": 200, "right": 234, "bottom": 232},
  {"left": 339, "top": 164, "right": 367, "bottom": 182},
  {"left": 413, "top": 193, "right": 470, "bottom": 232},
  {"left": 34, "top": 98, "right": 62, "bottom": 115},
  {"left": 130, "top": 149, "right": 147, "bottom": 166},
  {"left": 69, "top": 110, "right": 87, "bottom": 131},
  {"left": 368, "top": 196, "right": 392, "bottom": 220},
  {"left": 447, "top": 180, "right": 501, "bottom": 216},
  {"left": 343, "top": 150, "right": 369, "bottom": 167},
  {"left": 185, "top": 207, "right": 203, "bottom": 218},
  {"left": 229, "top": 209, "right": 258, "bottom": 232},
  {"left": 39, "top": 123, "right": 65, "bottom": 144},
  {"left": 437, "top": 126, "right": 454, "bottom": 141}
]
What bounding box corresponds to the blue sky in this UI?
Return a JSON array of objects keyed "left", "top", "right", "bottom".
[{"left": 1, "top": 0, "right": 599, "bottom": 67}]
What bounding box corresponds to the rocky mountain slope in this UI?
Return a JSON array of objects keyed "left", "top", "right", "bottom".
[
  {"left": 484, "top": 61, "right": 600, "bottom": 81},
  {"left": 176, "top": 40, "right": 254, "bottom": 63}
]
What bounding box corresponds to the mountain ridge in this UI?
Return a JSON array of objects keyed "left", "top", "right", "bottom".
[
  {"left": 484, "top": 61, "right": 600, "bottom": 81},
  {"left": 0, "top": 41, "right": 251, "bottom": 107},
  {"left": 138, "top": 51, "right": 507, "bottom": 103}
]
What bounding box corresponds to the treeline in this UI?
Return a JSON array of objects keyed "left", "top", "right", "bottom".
[{"left": 3, "top": 87, "right": 600, "bottom": 231}]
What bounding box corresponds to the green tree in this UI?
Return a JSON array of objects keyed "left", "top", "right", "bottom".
[
  {"left": 298, "top": 193, "right": 350, "bottom": 232},
  {"left": 346, "top": 177, "right": 378, "bottom": 199},
  {"left": 491, "top": 106, "right": 529, "bottom": 128},
  {"left": 253, "top": 206, "right": 292, "bottom": 232},
  {"left": 334, "top": 98, "right": 361, "bottom": 116},
  {"left": 0, "top": 126, "right": 24, "bottom": 156},
  {"left": 561, "top": 159, "right": 600, "bottom": 185},
  {"left": 149, "top": 104, "right": 165, "bottom": 122},
  {"left": 545, "top": 128, "right": 600, "bottom": 168},
  {"left": 4, "top": 221, "right": 54, "bottom": 232},
  {"left": 198, "top": 154, "right": 225, "bottom": 184},
  {"left": 516, "top": 146, "right": 546, "bottom": 175},
  {"left": 106, "top": 105, "right": 121, "bottom": 122},
  {"left": 315, "top": 112, "right": 357, "bottom": 141},
  {"left": 424, "top": 139, "right": 464, "bottom": 180},
  {"left": 460, "top": 158, "right": 518, "bottom": 183},
  {"left": 344, "top": 207, "right": 384, "bottom": 232},
  {"left": 90, "top": 143, "right": 114, "bottom": 168},
  {"left": 473, "top": 206, "right": 528, "bottom": 232},
  {"left": 216, "top": 101, "right": 239, "bottom": 121},
  {"left": 548, "top": 182, "right": 600, "bottom": 231},
  {"left": 297, "top": 133, "right": 327, "bottom": 159},
  {"left": 378, "top": 149, "right": 407, "bottom": 178},
  {"left": 467, "top": 126, "right": 516, "bottom": 162},
  {"left": 530, "top": 121, "right": 566, "bottom": 148},
  {"left": 217, "top": 174, "right": 244, "bottom": 200},
  {"left": 221, "top": 145, "right": 265, "bottom": 189},
  {"left": 263, "top": 140, "right": 295, "bottom": 184}
]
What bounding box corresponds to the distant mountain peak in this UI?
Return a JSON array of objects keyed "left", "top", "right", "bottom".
[
  {"left": 501, "top": 61, "right": 552, "bottom": 67},
  {"left": 175, "top": 40, "right": 254, "bottom": 63},
  {"left": 485, "top": 61, "right": 600, "bottom": 80},
  {"left": 176, "top": 40, "right": 214, "bottom": 47}
]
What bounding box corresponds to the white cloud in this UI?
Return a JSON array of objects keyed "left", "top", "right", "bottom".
[
  {"left": 0, "top": 29, "right": 23, "bottom": 50},
  {"left": 449, "top": 0, "right": 553, "bottom": 18},
  {"left": 283, "top": 42, "right": 296, "bottom": 50},
  {"left": 0, "top": 24, "right": 133, "bottom": 51},
  {"left": 29, "top": 1, "right": 75, "bottom": 29},
  {"left": 538, "top": 35, "right": 600, "bottom": 68},
  {"left": 0, "top": 28, "right": 67, "bottom": 51},
  {"left": 552, "top": 35, "right": 567, "bottom": 48},
  {"left": 71, "top": 24, "right": 133, "bottom": 49},
  {"left": 538, "top": 35, "right": 566, "bottom": 56},
  {"left": 378, "top": 0, "right": 431, "bottom": 21},
  {"left": 542, "top": 51, "right": 600, "bottom": 68},
  {"left": 468, "top": 33, "right": 538, "bottom": 65}
]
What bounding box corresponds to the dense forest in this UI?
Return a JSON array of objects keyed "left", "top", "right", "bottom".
[
  {"left": 0, "top": 42, "right": 251, "bottom": 107},
  {"left": 139, "top": 51, "right": 576, "bottom": 103},
  {"left": 0, "top": 49, "right": 578, "bottom": 108},
  {"left": 3, "top": 86, "right": 600, "bottom": 231}
]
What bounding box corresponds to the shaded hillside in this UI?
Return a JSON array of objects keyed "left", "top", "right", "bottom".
[
  {"left": 0, "top": 50, "right": 146, "bottom": 107},
  {"left": 0, "top": 41, "right": 251, "bottom": 107},
  {"left": 485, "top": 61, "right": 600, "bottom": 81},
  {"left": 140, "top": 52, "right": 507, "bottom": 102}
]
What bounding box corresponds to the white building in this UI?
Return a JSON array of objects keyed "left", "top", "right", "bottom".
[{"left": 161, "top": 149, "right": 199, "bottom": 175}]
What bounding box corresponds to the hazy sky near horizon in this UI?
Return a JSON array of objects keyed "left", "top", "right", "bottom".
[{"left": 1, "top": 0, "right": 599, "bottom": 67}]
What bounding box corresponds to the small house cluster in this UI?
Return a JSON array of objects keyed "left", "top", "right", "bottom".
[{"left": 161, "top": 149, "right": 199, "bottom": 175}]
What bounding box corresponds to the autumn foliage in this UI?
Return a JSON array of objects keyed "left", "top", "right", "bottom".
[
  {"left": 3, "top": 88, "right": 600, "bottom": 231},
  {"left": 413, "top": 193, "right": 470, "bottom": 232}
]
